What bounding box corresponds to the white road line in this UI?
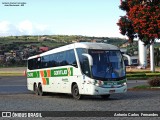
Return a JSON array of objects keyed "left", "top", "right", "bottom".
[{"left": 0, "top": 85, "right": 26, "bottom": 87}]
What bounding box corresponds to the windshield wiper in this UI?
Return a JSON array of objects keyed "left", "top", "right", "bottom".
[{"left": 104, "top": 63, "right": 113, "bottom": 78}]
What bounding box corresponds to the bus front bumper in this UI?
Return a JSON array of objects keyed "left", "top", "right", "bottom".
[{"left": 84, "top": 84, "right": 127, "bottom": 95}]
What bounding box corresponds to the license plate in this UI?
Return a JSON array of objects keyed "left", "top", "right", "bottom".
[{"left": 109, "top": 90, "right": 115, "bottom": 93}]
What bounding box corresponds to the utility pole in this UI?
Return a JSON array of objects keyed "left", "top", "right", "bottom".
[{"left": 150, "top": 42, "right": 155, "bottom": 72}]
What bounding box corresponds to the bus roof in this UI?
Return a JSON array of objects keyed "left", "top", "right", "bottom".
[{"left": 28, "top": 42, "right": 119, "bottom": 60}]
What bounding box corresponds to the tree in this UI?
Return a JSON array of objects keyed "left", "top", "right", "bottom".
[
  {"left": 118, "top": 0, "right": 160, "bottom": 71},
  {"left": 117, "top": 0, "right": 160, "bottom": 45}
]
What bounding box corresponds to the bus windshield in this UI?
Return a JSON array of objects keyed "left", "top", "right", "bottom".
[{"left": 89, "top": 50, "right": 125, "bottom": 80}]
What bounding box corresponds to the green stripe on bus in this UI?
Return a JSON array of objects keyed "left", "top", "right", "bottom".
[
  {"left": 94, "top": 79, "right": 126, "bottom": 85},
  {"left": 103, "top": 79, "right": 126, "bottom": 85},
  {"left": 51, "top": 68, "right": 73, "bottom": 77},
  {"left": 37, "top": 71, "right": 40, "bottom": 77},
  {"left": 70, "top": 67, "right": 73, "bottom": 76},
  {"left": 27, "top": 71, "right": 40, "bottom": 78},
  {"left": 46, "top": 78, "right": 49, "bottom": 85},
  {"left": 27, "top": 67, "right": 73, "bottom": 78},
  {"left": 44, "top": 70, "right": 47, "bottom": 77}
]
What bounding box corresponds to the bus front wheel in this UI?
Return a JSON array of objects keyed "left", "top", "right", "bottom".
[{"left": 72, "top": 84, "right": 81, "bottom": 100}]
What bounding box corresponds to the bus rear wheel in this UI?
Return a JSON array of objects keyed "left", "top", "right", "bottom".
[
  {"left": 33, "top": 83, "right": 39, "bottom": 96},
  {"left": 38, "top": 84, "right": 44, "bottom": 96},
  {"left": 72, "top": 84, "right": 81, "bottom": 100}
]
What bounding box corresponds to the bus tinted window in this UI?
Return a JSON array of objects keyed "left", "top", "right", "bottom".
[
  {"left": 41, "top": 55, "right": 50, "bottom": 68},
  {"left": 50, "top": 54, "right": 56, "bottom": 67},
  {"left": 57, "top": 51, "right": 67, "bottom": 66},
  {"left": 76, "top": 48, "right": 91, "bottom": 76},
  {"left": 28, "top": 49, "right": 77, "bottom": 70},
  {"left": 28, "top": 59, "right": 33, "bottom": 70},
  {"left": 66, "top": 50, "right": 77, "bottom": 67},
  {"left": 28, "top": 57, "right": 41, "bottom": 70}
]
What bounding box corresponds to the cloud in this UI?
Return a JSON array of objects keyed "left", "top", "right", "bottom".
[
  {"left": 0, "top": 20, "right": 53, "bottom": 36},
  {"left": 18, "top": 20, "right": 33, "bottom": 35},
  {"left": 0, "top": 21, "right": 10, "bottom": 33},
  {"left": 35, "top": 23, "right": 48, "bottom": 31}
]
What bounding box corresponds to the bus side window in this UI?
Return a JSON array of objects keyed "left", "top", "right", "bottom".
[
  {"left": 50, "top": 54, "right": 56, "bottom": 67},
  {"left": 57, "top": 51, "right": 67, "bottom": 66},
  {"left": 28, "top": 57, "right": 41, "bottom": 70},
  {"left": 41, "top": 55, "right": 50, "bottom": 68},
  {"left": 66, "top": 50, "right": 77, "bottom": 67},
  {"left": 76, "top": 48, "right": 91, "bottom": 77},
  {"left": 28, "top": 59, "right": 33, "bottom": 70},
  {"left": 35, "top": 57, "right": 41, "bottom": 69}
]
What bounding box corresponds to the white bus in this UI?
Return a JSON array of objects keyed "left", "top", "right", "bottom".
[{"left": 27, "top": 42, "right": 127, "bottom": 99}]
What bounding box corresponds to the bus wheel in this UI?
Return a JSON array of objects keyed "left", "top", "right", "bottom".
[
  {"left": 38, "top": 84, "right": 44, "bottom": 96},
  {"left": 33, "top": 83, "right": 39, "bottom": 95},
  {"left": 101, "top": 94, "right": 110, "bottom": 99},
  {"left": 72, "top": 84, "right": 81, "bottom": 100}
]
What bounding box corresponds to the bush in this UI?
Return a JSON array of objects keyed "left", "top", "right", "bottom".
[{"left": 148, "top": 77, "right": 160, "bottom": 87}]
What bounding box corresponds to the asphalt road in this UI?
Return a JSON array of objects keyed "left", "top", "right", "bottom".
[
  {"left": 0, "top": 76, "right": 159, "bottom": 119},
  {"left": 0, "top": 76, "right": 148, "bottom": 94}
]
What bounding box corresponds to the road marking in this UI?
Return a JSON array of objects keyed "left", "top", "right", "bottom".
[{"left": 0, "top": 85, "right": 26, "bottom": 87}]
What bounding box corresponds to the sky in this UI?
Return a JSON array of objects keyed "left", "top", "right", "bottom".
[{"left": 0, "top": 0, "right": 126, "bottom": 38}]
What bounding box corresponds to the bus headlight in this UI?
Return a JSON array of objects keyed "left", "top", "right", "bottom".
[
  {"left": 95, "top": 80, "right": 104, "bottom": 87},
  {"left": 122, "top": 82, "right": 127, "bottom": 86}
]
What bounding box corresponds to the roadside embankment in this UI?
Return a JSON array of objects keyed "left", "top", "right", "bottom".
[{"left": 0, "top": 67, "right": 26, "bottom": 76}]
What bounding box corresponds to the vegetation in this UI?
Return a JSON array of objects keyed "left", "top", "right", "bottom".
[
  {"left": 125, "top": 42, "right": 138, "bottom": 56},
  {"left": 117, "top": 0, "right": 160, "bottom": 45},
  {"left": 0, "top": 72, "right": 23, "bottom": 76},
  {"left": 0, "top": 35, "right": 127, "bottom": 46},
  {"left": 126, "top": 71, "right": 160, "bottom": 80},
  {"left": 148, "top": 77, "right": 160, "bottom": 87},
  {"left": 0, "top": 35, "right": 127, "bottom": 67},
  {"left": 133, "top": 85, "right": 150, "bottom": 89}
]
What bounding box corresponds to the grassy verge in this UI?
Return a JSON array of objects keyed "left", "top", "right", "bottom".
[
  {"left": 126, "top": 71, "right": 160, "bottom": 80},
  {"left": 128, "top": 85, "right": 160, "bottom": 91},
  {"left": 133, "top": 85, "right": 150, "bottom": 89},
  {"left": 0, "top": 72, "right": 24, "bottom": 76},
  {"left": 0, "top": 67, "right": 26, "bottom": 76}
]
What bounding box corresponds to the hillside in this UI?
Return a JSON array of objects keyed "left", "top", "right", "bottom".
[
  {"left": 0, "top": 35, "right": 127, "bottom": 67},
  {"left": 0, "top": 35, "right": 127, "bottom": 47}
]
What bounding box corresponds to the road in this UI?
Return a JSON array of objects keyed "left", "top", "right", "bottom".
[
  {"left": 0, "top": 76, "right": 28, "bottom": 94},
  {"left": 0, "top": 76, "right": 148, "bottom": 94},
  {"left": 0, "top": 76, "right": 159, "bottom": 119}
]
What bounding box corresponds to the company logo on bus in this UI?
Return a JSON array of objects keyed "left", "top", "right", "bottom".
[{"left": 27, "top": 73, "right": 33, "bottom": 77}]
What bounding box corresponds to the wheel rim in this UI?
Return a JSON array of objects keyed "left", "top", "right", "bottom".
[
  {"left": 39, "top": 85, "right": 43, "bottom": 96},
  {"left": 72, "top": 84, "right": 81, "bottom": 99},
  {"left": 34, "top": 84, "right": 38, "bottom": 95},
  {"left": 74, "top": 87, "right": 78, "bottom": 96}
]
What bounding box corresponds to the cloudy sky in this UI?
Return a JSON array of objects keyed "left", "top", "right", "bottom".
[{"left": 0, "top": 0, "right": 126, "bottom": 38}]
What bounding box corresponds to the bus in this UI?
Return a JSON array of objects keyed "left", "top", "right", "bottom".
[{"left": 27, "top": 42, "right": 127, "bottom": 99}]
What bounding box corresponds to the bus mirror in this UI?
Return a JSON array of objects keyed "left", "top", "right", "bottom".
[{"left": 82, "top": 53, "right": 93, "bottom": 66}]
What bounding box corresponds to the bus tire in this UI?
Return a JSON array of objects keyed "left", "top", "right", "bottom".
[
  {"left": 33, "top": 83, "right": 39, "bottom": 96},
  {"left": 72, "top": 84, "right": 81, "bottom": 100},
  {"left": 38, "top": 84, "right": 44, "bottom": 96},
  {"left": 101, "top": 94, "right": 110, "bottom": 99}
]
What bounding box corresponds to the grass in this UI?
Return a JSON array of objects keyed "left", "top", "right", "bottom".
[
  {"left": 0, "top": 67, "right": 25, "bottom": 76},
  {"left": 126, "top": 71, "right": 160, "bottom": 80},
  {"left": 0, "top": 73, "right": 23, "bottom": 76},
  {"left": 133, "top": 85, "right": 150, "bottom": 89},
  {"left": 0, "top": 72, "right": 24, "bottom": 76},
  {"left": 128, "top": 85, "right": 160, "bottom": 90}
]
